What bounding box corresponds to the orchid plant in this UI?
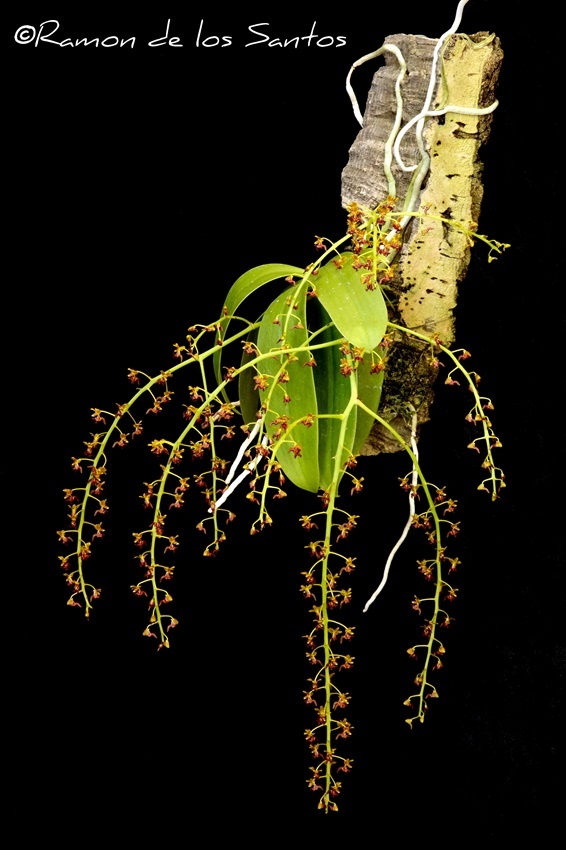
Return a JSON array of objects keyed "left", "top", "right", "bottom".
[{"left": 58, "top": 0, "right": 507, "bottom": 813}]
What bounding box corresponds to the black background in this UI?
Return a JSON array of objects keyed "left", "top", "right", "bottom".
[{"left": 6, "top": 2, "right": 562, "bottom": 832}]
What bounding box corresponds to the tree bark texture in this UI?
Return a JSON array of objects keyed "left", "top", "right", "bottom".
[{"left": 342, "top": 32, "right": 503, "bottom": 454}]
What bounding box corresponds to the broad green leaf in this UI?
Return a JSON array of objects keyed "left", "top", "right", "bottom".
[
  {"left": 213, "top": 264, "right": 303, "bottom": 387},
  {"left": 309, "top": 303, "right": 384, "bottom": 488},
  {"left": 215, "top": 259, "right": 385, "bottom": 494},
  {"left": 315, "top": 253, "right": 388, "bottom": 351},
  {"left": 238, "top": 327, "right": 260, "bottom": 426},
  {"left": 257, "top": 287, "right": 320, "bottom": 493},
  {"left": 222, "top": 263, "right": 305, "bottom": 320},
  {"left": 309, "top": 302, "right": 357, "bottom": 491}
]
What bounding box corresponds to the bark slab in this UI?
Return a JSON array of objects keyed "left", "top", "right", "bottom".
[{"left": 342, "top": 32, "right": 503, "bottom": 454}]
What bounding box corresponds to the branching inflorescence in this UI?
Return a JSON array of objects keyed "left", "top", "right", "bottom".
[{"left": 58, "top": 0, "right": 507, "bottom": 813}]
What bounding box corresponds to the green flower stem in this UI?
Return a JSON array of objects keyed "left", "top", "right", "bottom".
[
  {"left": 387, "top": 321, "right": 504, "bottom": 499},
  {"left": 318, "top": 366, "right": 359, "bottom": 811},
  {"left": 355, "top": 399, "right": 446, "bottom": 724},
  {"left": 68, "top": 319, "right": 263, "bottom": 613}
]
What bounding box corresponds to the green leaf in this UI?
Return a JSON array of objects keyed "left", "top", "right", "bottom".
[
  {"left": 257, "top": 287, "right": 320, "bottom": 493},
  {"left": 309, "top": 302, "right": 384, "bottom": 489},
  {"left": 217, "top": 259, "right": 386, "bottom": 495},
  {"left": 213, "top": 264, "right": 304, "bottom": 387},
  {"left": 238, "top": 327, "right": 260, "bottom": 426},
  {"left": 309, "top": 302, "right": 357, "bottom": 491},
  {"left": 315, "top": 253, "right": 388, "bottom": 351}
]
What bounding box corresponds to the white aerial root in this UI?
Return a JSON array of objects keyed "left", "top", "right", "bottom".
[
  {"left": 363, "top": 413, "right": 418, "bottom": 612},
  {"left": 391, "top": 0, "right": 499, "bottom": 174},
  {"left": 345, "top": 0, "right": 499, "bottom": 257},
  {"left": 346, "top": 43, "right": 406, "bottom": 197},
  {"left": 346, "top": 0, "right": 497, "bottom": 183},
  {"left": 393, "top": 100, "right": 498, "bottom": 174},
  {"left": 209, "top": 419, "right": 268, "bottom": 512}
]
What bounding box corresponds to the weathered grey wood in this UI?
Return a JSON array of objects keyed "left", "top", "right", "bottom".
[{"left": 342, "top": 34, "right": 438, "bottom": 213}]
